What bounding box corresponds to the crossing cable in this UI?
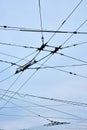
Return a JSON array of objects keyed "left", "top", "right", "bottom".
[
  {"left": 0, "top": 52, "right": 55, "bottom": 113},
  {"left": 0, "top": 49, "right": 86, "bottom": 80},
  {"left": 0, "top": 50, "right": 38, "bottom": 82},
  {"left": 31, "top": 63, "right": 87, "bottom": 79},
  {"left": 15, "top": 46, "right": 58, "bottom": 74},
  {"left": 12, "top": 91, "right": 87, "bottom": 108},
  {"left": 29, "top": 63, "right": 87, "bottom": 70},
  {"left": 46, "top": 0, "right": 84, "bottom": 44},
  {"left": 33, "top": 47, "right": 87, "bottom": 65},
  {"left": 0, "top": 40, "right": 87, "bottom": 50},
  {"left": 47, "top": 41, "right": 87, "bottom": 50},
  {"left": 1, "top": 59, "right": 87, "bottom": 69},
  {"left": 0, "top": 47, "right": 86, "bottom": 81},
  {"left": 0, "top": 59, "right": 20, "bottom": 67},
  {"left": 0, "top": 43, "right": 48, "bottom": 82},
  {"left": 60, "top": 20, "right": 87, "bottom": 47},
  {"left": 1, "top": 88, "right": 87, "bottom": 108},
  {"left": 0, "top": 93, "right": 82, "bottom": 120},
  {"left": 0, "top": 91, "right": 86, "bottom": 121},
  {"left": 0, "top": 97, "right": 76, "bottom": 124},
  {"left": 0, "top": 40, "right": 87, "bottom": 71},
  {"left": 0, "top": 96, "right": 55, "bottom": 123},
  {"left": 1, "top": 58, "right": 87, "bottom": 80},
  {"left": 0, "top": 72, "right": 23, "bottom": 104},
  {"left": 61, "top": 41, "right": 87, "bottom": 49},
  {"left": 0, "top": 25, "right": 87, "bottom": 34}
]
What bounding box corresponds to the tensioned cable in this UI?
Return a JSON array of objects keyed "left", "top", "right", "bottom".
[
  {"left": 34, "top": 47, "right": 87, "bottom": 64},
  {"left": 0, "top": 113, "right": 81, "bottom": 120},
  {"left": 0, "top": 50, "right": 38, "bottom": 82},
  {"left": 0, "top": 96, "right": 55, "bottom": 122},
  {"left": 1, "top": 59, "right": 87, "bottom": 82},
  {"left": 0, "top": 73, "right": 22, "bottom": 100},
  {"left": 0, "top": 59, "right": 20, "bottom": 67},
  {"left": 30, "top": 63, "right": 87, "bottom": 69},
  {"left": 17, "top": 92, "right": 87, "bottom": 108},
  {"left": 0, "top": 50, "right": 37, "bottom": 62},
  {"left": 0, "top": 52, "right": 54, "bottom": 112},
  {"left": 0, "top": 82, "right": 71, "bottom": 123},
  {"left": 0, "top": 46, "right": 48, "bottom": 82},
  {"left": 46, "top": 0, "right": 84, "bottom": 44},
  {"left": 0, "top": 49, "right": 86, "bottom": 82},
  {"left": 38, "top": 0, "right": 44, "bottom": 44},
  {"left": 47, "top": 41, "right": 87, "bottom": 50},
  {"left": 0, "top": 26, "right": 87, "bottom": 34},
  {"left": 1, "top": 88, "right": 87, "bottom": 108},
  {"left": 0, "top": 41, "right": 38, "bottom": 49},
  {"left": 33, "top": 64, "right": 87, "bottom": 79},
  {"left": 61, "top": 41, "right": 87, "bottom": 49},
  {"left": 60, "top": 20, "right": 87, "bottom": 47},
  {"left": 1, "top": 59, "right": 87, "bottom": 69},
  {"left": 57, "top": 52, "right": 87, "bottom": 64},
  {"left": 0, "top": 40, "right": 87, "bottom": 50},
  {"left": 0, "top": 93, "right": 82, "bottom": 120}
]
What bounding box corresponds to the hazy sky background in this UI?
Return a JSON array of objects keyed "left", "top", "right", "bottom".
[{"left": 0, "top": 0, "right": 87, "bottom": 130}]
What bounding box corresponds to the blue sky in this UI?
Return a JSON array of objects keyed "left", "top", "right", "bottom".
[{"left": 0, "top": 0, "right": 87, "bottom": 130}]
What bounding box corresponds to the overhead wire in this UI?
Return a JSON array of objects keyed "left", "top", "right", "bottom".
[
  {"left": 0, "top": 92, "right": 73, "bottom": 123},
  {"left": 0, "top": 93, "right": 82, "bottom": 120},
  {"left": 1, "top": 88, "right": 87, "bottom": 108},
  {"left": 0, "top": 51, "right": 55, "bottom": 113},
  {"left": 0, "top": 0, "right": 86, "bottom": 125},
  {"left": 1, "top": 58, "right": 87, "bottom": 69},
  {"left": 0, "top": 25, "right": 87, "bottom": 34},
  {"left": 0, "top": 95, "right": 53, "bottom": 122},
  {"left": 60, "top": 20, "right": 87, "bottom": 47},
  {"left": 0, "top": 50, "right": 38, "bottom": 82},
  {"left": 46, "top": 0, "right": 84, "bottom": 44},
  {"left": 0, "top": 42, "right": 86, "bottom": 82},
  {"left": 32, "top": 63, "right": 87, "bottom": 79},
  {"left": 38, "top": 0, "right": 44, "bottom": 44}
]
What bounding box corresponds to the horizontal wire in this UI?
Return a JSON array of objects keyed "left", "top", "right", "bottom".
[
  {"left": 47, "top": 41, "right": 87, "bottom": 50},
  {"left": 0, "top": 41, "right": 37, "bottom": 49},
  {"left": 0, "top": 93, "right": 82, "bottom": 120},
  {"left": 1, "top": 88, "right": 87, "bottom": 108},
  {"left": 0, "top": 26, "right": 87, "bottom": 34},
  {"left": 0, "top": 96, "right": 53, "bottom": 122},
  {"left": 1, "top": 58, "right": 87, "bottom": 69},
  {"left": 0, "top": 40, "right": 87, "bottom": 50},
  {"left": 0, "top": 59, "right": 20, "bottom": 66},
  {"left": 0, "top": 113, "right": 81, "bottom": 120},
  {"left": 0, "top": 53, "right": 55, "bottom": 122}
]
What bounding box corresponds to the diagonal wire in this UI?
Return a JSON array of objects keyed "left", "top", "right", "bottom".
[
  {"left": 1, "top": 88, "right": 87, "bottom": 108},
  {"left": 60, "top": 20, "right": 87, "bottom": 47},
  {"left": 46, "top": 0, "right": 84, "bottom": 44},
  {"left": 0, "top": 53, "right": 53, "bottom": 112},
  {"left": 0, "top": 93, "right": 82, "bottom": 120}
]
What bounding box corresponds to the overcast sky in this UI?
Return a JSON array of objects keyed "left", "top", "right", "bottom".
[{"left": 0, "top": 0, "right": 87, "bottom": 130}]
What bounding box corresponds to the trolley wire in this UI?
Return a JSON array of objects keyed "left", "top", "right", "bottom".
[
  {"left": 0, "top": 25, "right": 87, "bottom": 34},
  {"left": 1, "top": 88, "right": 87, "bottom": 108},
  {"left": 46, "top": 0, "right": 84, "bottom": 44},
  {"left": 0, "top": 93, "right": 82, "bottom": 120}
]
